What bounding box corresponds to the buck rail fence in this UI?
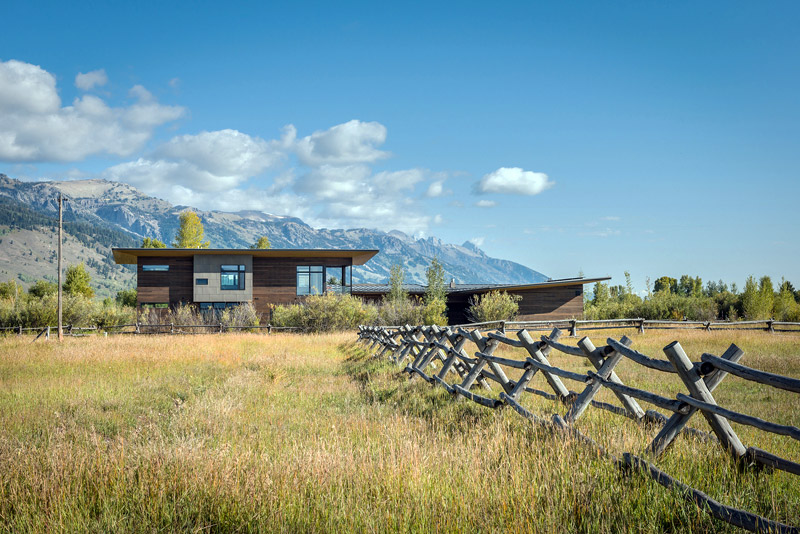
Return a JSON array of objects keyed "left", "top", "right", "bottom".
[{"left": 358, "top": 324, "right": 800, "bottom": 533}]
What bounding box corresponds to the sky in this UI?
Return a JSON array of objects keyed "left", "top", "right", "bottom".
[{"left": 1, "top": 1, "right": 798, "bottom": 293}]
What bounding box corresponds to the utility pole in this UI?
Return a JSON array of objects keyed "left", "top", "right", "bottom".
[{"left": 57, "top": 193, "right": 63, "bottom": 342}]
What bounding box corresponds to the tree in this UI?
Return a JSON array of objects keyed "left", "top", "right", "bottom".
[
  {"left": 0, "top": 280, "right": 22, "bottom": 302},
  {"left": 28, "top": 280, "right": 57, "bottom": 298},
  {"left": 172, "top": 211, "right": 210, "bottom": 248},
  {"left": 388, "top": 264, "right": 407, "bottom": 304},
  {"left": 141, "top": 237, "right": 167, "bottom": 248},
  {"left": 250, "top": 236, "right": 271, "bottom": 249},
  {"left": 424, "top": 257, "right": 447, "bottom": 305},
  {"left": 115, "top": 288, "right": 137, "bottom": 307},
  {"left": 654, "top": 276, "right": 677, "bottom": 294},
  {"left": 63, "top": 263, "right": 94, "bottom": 299},
  {"left": 592, "top": 282, "right": 610, "bottom": 305}
]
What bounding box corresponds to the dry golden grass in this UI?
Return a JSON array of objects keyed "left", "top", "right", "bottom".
[{"left": 0, "top": 329, "right": 798, "bottom": 532}]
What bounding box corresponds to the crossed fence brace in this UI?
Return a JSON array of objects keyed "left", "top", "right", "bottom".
[{"left": 357, "top": 324, "right": 800, "bottom": 533}]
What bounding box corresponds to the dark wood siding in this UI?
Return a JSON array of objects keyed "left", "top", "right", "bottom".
[
  {"left": 252, "top": 257, "right": 353, "bottom": 317},
  {"left": 445, "top": 285, "right": 585, "bottom": 324},
  {"left": 137, "top": 256, "right": 193, "bottom": 307}
]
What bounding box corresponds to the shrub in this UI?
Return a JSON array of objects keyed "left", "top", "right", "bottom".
[
  {"left": 421, "top": 297, "right": 448, "bottom": 326},
  {"left": 467, "top": 291, "right": 521, "bottom": 323},
  {"left": 271, "top": 293, "right": 376, "bottom": 332},
  {"left": 376, "top": 296, "right": 424, "bottom": 326}
]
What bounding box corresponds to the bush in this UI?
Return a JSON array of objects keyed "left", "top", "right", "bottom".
[
  {"left": 375, "top": 296, "right": 424, "bottom": 326},
  {"left": 421, "top": 297, "right": 448, "bottom": 326},
  {"left": 271, "top": 293, "right": 376, "bottom": 332},
  {"left": 467, "top": 291, "right": 521, "bottom": 323}
]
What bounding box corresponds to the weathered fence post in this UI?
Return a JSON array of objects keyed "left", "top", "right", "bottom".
[
  {"left": 638, "top": 319, "right": 645, "bottom": 334},
  {"left": 46, "top": 326, "right": 50, "bottom": 340},
  {"left": 268, "top": 324, "right": 272, "bottom": 334},
  {"left": 18, "top": 325, "right": 22, "bottom": 336},
  {"left": 219, "top": 322, "right": 223, "bottom": 334},
  {"left": 518, "top": 328, "right": 571, "bottom": 403},
  {"left": 662, "top": 341, "right": 747, "bottom": 459},
  {"left": 570, "top": 320, "right": 578, "bottom": 337},
  {"left": 135, "top": 322, "right": 140, "bottom": 335},
  {"left": 648, "top": 343, "right": 744, "bottom": 457},
  {"left": 767, "top": 320, "right": 774, "bottom": 334},
  {"left": 170, "top": 322, "right": 174, "bottom": 334}
]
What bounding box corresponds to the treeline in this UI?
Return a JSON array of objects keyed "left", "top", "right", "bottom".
[
  {"left": 0, "top": 266, "right": 136, "bottom": 329},
  {"left": 585, "top": 273, "right": 800, "bottom": 321}
]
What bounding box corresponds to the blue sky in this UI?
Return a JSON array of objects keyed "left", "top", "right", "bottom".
[{"left": 1, "top": 1, "right": 798, "bottom": 292}]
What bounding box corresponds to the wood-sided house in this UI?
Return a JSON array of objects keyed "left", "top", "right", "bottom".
[
  {"left": 112, "top": 247, "right": 609, "bottom": 322},
  {"left": 112, "top": 248, "right": 378, "bottom": 317}
]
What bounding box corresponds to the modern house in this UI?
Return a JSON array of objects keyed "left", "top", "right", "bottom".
[{"left": 112, "top": 247, "right": 609, "bottom": 322}]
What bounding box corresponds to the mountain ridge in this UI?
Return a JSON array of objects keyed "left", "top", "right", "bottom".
[{"left": 0, "top": 174, "right": 548, "bottom": 292}]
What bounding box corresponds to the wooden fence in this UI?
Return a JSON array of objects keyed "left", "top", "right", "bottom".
[
  {"left": 358, "top": 324, "right": 800, "bottom": 533},
  {"left": 0, "top": 323, "right": 299, "bottom": 339},
  {"left": 451, "top": 318, "right": 800, "bottom": 336}
]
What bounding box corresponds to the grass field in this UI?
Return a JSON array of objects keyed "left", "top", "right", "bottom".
[{"left": 0, "top": 329, "right": 798, "bottom": 532}]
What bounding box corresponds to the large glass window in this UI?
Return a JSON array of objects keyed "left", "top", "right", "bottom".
[
  {"left": 296, "top": 265, "right": 324, "bottom": 295},
  {"left": 221, "top": 264, "right": 246, "bottom": 290},
  {"left": 142, "top": 265, "right": 169, "bottom": 272},
  {"left": 325, "top": 265, "right": 352, "bottom": 294}
]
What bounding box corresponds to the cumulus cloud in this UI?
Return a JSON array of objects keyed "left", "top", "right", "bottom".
[
  {"left": 75, "top": 69, "right": 108, "bottom": 90},
  {"left": 468, "top": 237, "right": 485, "bottom": 247},
  {"left": 0, "top": 59, "right": 184, "bottom": 162},
  {"left": 97, "top": 118, "right": 448, "bottom": 233},
  {"left": 425, "top": 179, "right": 449, "bottom": 197},
  {"left": 475, "top": 199, "right": 496, "bottom": 208},
  {"left": 476, "top": 167, "right": 554, "bottom": 196},
  {"left": 292, "top": 120, "right": 389, "bottom": 166},
  {"left": 106, "top": 129, "right": 285, "bottom": 193}
]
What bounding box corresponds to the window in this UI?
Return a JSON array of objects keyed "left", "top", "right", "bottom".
[
  {"left": 143, "top": 265, "right": 169, "bottom": 272},
  {"left": 296, "top": 265, "right": 324, "bottom": 295},
  {"left": 196, "top": 278, "right": 209, "bottom": 285},
  {"left": 221, "top": 264, "right": 246, "bottom": 290},
  {"left": 142, "top": 303, "right": 169, "bottom": 309},
  {"left": 325, "top": 265, "right": 352, "bottom": 294}
]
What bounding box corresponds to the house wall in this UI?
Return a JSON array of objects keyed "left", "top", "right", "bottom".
[
  {"left": 251, "top": 257, "right": 352, "bottom": 316},
  {"left": 445, "top": 285, "right": 585, "bottom": 324},
  {"left": 193, "top": 254, "right": 253, "bottom": 303},
  {"left": 136, "top": 255, "right": 354, "bottom": 320}
]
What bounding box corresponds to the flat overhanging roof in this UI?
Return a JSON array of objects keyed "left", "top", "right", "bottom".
[{"left": 112, "top": 248, "right": 379, "bottom": 266}]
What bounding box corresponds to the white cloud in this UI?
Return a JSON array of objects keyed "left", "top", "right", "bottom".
[
  {"left": 475, "top": 199, "right": 496, "bottom": 208},
  {"left": 292, "top": 120, "right": 389, "bottom": 166},
  {"left": 476, "top": 167, "right": 554, "bottom": 195},
  {"left": 155, "top": 129, "right": 284, "bottom": 179},
  {"left": 106, "top": 129, "right": 285, "bottom": 194},
  {"left": 0, "top": 59, "right": 184, "bottom": 162},
  {"left": 425, "top": 179, "right": 449, "bottom": 197},
  {"left": 468, "top": 237, "right": 485, "bottom": 247},
  {"left": 75, "top": 69, "right": 108, "bottom": 90}
]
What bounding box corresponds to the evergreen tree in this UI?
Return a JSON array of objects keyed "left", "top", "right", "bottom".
[
  {"left": 63, "top": 263, "right": 94, "bottom": 299},
  {"left": 172, "top": 212, "right": 210, "bottom": 248}
]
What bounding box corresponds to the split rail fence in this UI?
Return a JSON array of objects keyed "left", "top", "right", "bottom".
[{"left": 358, "top": 323, "right": 800, "bottom": 533}]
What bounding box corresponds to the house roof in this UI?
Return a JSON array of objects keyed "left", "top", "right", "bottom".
[
  {"left": 112, "top": 248, "right": 379, "bottom": 265},
  {"left": 352, "top": 276, "right": 611, "bottom": 295}
]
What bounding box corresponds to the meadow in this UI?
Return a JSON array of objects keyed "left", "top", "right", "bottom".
[{"left": 0, "top": 329, "right": 798, "bottom": 532}]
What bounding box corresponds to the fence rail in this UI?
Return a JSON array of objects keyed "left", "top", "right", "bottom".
[
  {"left": 358, "top": 323, "right": 800, "bottom": 533},
  {"left": 0, "top": 323, "right": 300, "bottom": 338}
]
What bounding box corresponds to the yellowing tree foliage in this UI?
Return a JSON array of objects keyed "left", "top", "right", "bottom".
[
  {"left": 250, "top": 236, "right": 271, "bottom": 249},
  {"left": 141, "top": 237, "right": 167, "bottom": 248},
  {"left": 172, "top": 212, "right": 210, "bottom": 248}
]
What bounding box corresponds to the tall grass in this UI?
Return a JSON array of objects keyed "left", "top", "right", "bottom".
[{"left": 0, "top": 330, "right": 797, "bottom": 532}]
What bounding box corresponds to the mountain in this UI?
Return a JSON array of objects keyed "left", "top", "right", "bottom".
[{"left": 0, "top": 174, "right": 548, "bottom": 296}]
